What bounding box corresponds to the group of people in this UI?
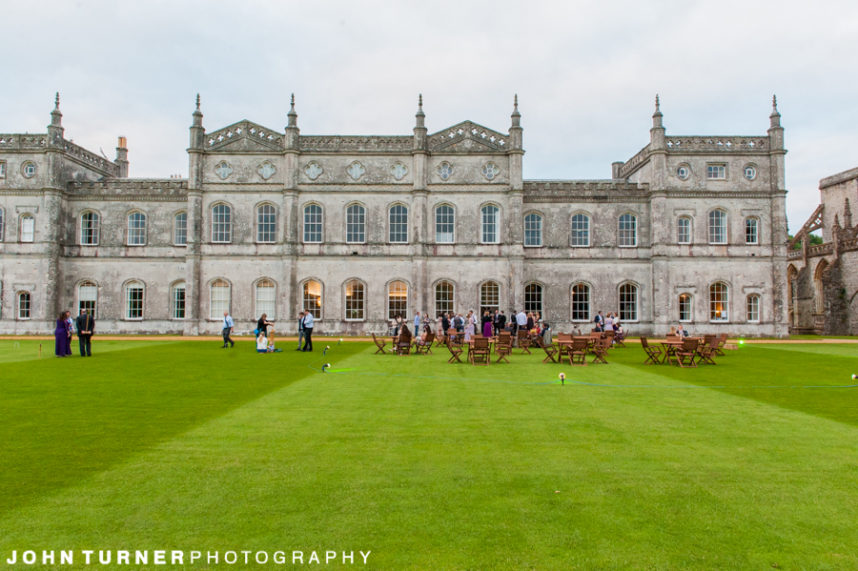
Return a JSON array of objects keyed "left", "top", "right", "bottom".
[
  {"left": 390, "top": 309, "right": 551, "bottom": 345},
  {"left": 54, "top": 309, "right": 95, "bottom": 357},
  {"left": 591, "top": 311, "right": 626, "bottom": 336}
]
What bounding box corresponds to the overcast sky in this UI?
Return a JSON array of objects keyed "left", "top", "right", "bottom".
[{"left": 4, "top": 0, "right": 857, "bottom": 233}]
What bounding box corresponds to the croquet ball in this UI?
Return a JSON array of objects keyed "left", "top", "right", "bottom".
[{"left": 853, "top": 374, "right": 857, "bottom": 380}]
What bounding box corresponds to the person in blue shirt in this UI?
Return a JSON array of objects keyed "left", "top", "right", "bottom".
[
  {"left": 222, "top": 310, "right": 235, "bottom": 348},
  {"left": 301, "top": 311, "right": 314, "bottom": 351}
]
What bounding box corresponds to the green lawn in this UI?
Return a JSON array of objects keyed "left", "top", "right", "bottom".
[{"left": 1, "top": 339, "right": 857, "bottom": 569}]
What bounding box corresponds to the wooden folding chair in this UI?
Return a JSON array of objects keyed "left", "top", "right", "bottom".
[
  {"left": 371, "top": 333, "right": 388, "bottom": 355},
  {"left": 469, "top": 337, "right": 491, "bottom": 366},
  {"left": 568, "top": 338, "right": 589, "bottom": 366},
  {"left": 714, "top": 333, "right": 728, "bottom": 356},
  {"left": 415, "top": 333, "right": 435, "bottom": 355},
  {"left": 494, "top": 334, "right": 513, "bottom": 363},
  {"left": 395, "top": 333, "right": 412, "bottom": 355},
  {"left": 696, "top": 338, "right": 717, "bottom": 365},
  {"left": 675, "top": 338, "right": 699, "bottom": 368},
  {"left": 533, "top": 336, "right": 558, "bottom": 363},
  {"left": 516, "top": 330, "right": 532, "bottom": 354},
  {"left": 640, "top": 337, "right": 662, "bottom": 365},
  {"left": 445, "top": 338, "right": 463, "bottom": 363},
  {"left": 591, "top": 337, "right": 609, "bottom": 364}
]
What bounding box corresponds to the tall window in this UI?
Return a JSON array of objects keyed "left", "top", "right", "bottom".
[
  {"left": 524, "top": 213, "right": 543, "bottom": 247},
  {"left": 619, "top": 283, "right": 638, "bottom": 321},
  {"left": 480, "top": 281, "right": 500, "bottom": 316},
  {"left": 709, "top": 282, "right": 729, "bottom": 321},
  {"left": 127, "top": 212, "right": 146, "bottom": 246},
  {"left": 255, "top": 279, "right": 276, "bottom": 318},
  {"left": 171, "top": 282, "right": 186, "bottom": 319},
  {"left": 571, "top": 214, "right": 590, "bottom": 247},
  {"left": 389, "top": 204, "right": 408, "bottom": 243},
  {"left": 346, "top": 204, "right": 366, "bottom": 244},
  {"left": 618, "top": 214, "right": 637, "bottom": 247},
  {"left": 435, "top": 281, "right": 454, "bottom": 316},
  {"left": 210, "top": 279, "right": 231, "bottom": 319},
  {"left": 303, "top": 280, "right": 322, "bottom": 318},
  {"left": 481, "top": 204, "right": 499, "bottom": 244},
  {"left": 257, "top": 204, "right": 276, "bottom": 243},
  {"left": 212, "top": 204, "right": 232, "bottom": 243},
  {"left": 388, "top": 280, "right": 408, "bottom": 319},
  {"left": 745, "top": 217, "right": 759, "bottom": 244},
  {"left": 17, "top": 291, "right": 31, "bottom": 320},
  {"left": 303, "top": 204, "right": 322, "bottom": 243},
  {"left": 125, "top": 280, "right": 144, "bottom": 319},
  {"left": 571, "top": 283, "right": 590, "bottom": 321},
  {"left": 708, "top": 210, "right": 727, "bottom": 244},
  {"left": 746, "top": 294, "right": 760, "bottom": 322},
  {"left": 678, "top": 293, "right": 692, "bottom": 322},
  {"left": 345, "top": 280, "right": 365, "bottom": 320},
  {"left": 0, "top": 208, "right": 4, "bottom": 241},
  {"left": 80, "top": 212, "right": 99, "bottom": 245},
  {"left": 676, "top": 216, "right": 691, "bottom": 244},
  {"left": 174, "top": 212, "right": 187, "bottom": 246},
  {"left": 20, "top": 215, "right": 34, "bottom": 242},
  {"left": 78, "top": 281, "right": 98, "bottom": 317},
  {"left": 524, "top": 283, "right": 543, "bottom": 315},
  {"left": 435, "top": 204, "right": 455, "bottom": 243}
]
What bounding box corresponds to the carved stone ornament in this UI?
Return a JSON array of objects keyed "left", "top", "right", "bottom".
[
  {"left": 346, "top": 161, "right": 366, "bottom": 181},
  {"left": 391, "top": 162, "right": 408, "bottom": 181},
  {"left": 437, "top": 161, "right": 453, "bottom": 181},
  {"left": 304, "top": 161, "right": 323, "bottom": 181},
  {"left": 214, "top": 161, "right": 233, "bottom": 180},
  {"left": 482, "top": 162, "right": 500, "bottom": 181},
  {"left": 257, "top": 161, "right": 276, "bottom": 180}
]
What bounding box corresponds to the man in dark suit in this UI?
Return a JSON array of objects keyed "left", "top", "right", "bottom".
[{"left": 75, "top": 308, "right": 95, "bottom": 356}]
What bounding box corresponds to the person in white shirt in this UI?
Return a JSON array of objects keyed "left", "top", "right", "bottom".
[
  {"left": 301, "top": 311, "right": 314, "bottom": 351},
  {"left": 222, "top": 311, "right": 235, "bottom": 348},
  {"left": 256, "top": 331, "right": 269, "bottom": 353}
]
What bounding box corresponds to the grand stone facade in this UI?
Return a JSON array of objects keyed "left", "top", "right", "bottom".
[{"left": 0, "top": 94, "right": 789, "bottom": 336}]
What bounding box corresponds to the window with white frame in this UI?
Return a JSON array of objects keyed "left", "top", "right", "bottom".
[
  {"left": 171, "top": 282, "right": 186, "bottom": 319},
  {"left": 679, "top": 293, "right": 692, "bottom": 322},
  {"left": 80, "top": 212, "right": 99, "bottom": 245},
  {"left": 389, "top": 204, "right": 408, "bottom": 243},
  {"left": 346, "top": 204, "right": 366, "bottom": 244},
  {"left": 435, "top": 281, "right": 454, "bottom": 316},
  {"left": 619, "top": 283, "right": 638, "bottom": 321},
  {"left": 303, "top": 280, "right": 322, "bottom": 318},
  {"left": 174, "top": 212, "right": 187, "bottom": 246},
  {"left": 524, "top": 213, "right": 543, "bottom": 247},
  {"left": 618, "top": 214, "right": 637, "bottom": 247},
  {"left": 480, "top": 281, "right": 500, "bottom": 316},
  {"left": 257, "top": 204, "right": 276, "bottom": 243},
  {"left": 125, "top": 280, "right": 144, "bottom": 319},
  {"left": 677, "top": 216, "right": 692, "bottom": 244},
  {"left": 210, "top": 279, "right": 231, "bottom": 319},
  {"left": 0, "top": 208, "right": 5, "bottom": 242},
  {"left": 255, "top": 279, "right": 276, "bottom": 318},
  {"left": 481, "top": 204, "right": 499, "bottom": 244},
  {"left": 303, "top": 204, "right": 322, "bottom": 243},
  {"left": 211, "top": 204, "right": 232, "bottom": 243},
  {"left": 524, "top": 283, "right": 543, "bottom": 316},
  {"left": 127, "top": 212, "right": 146, "bottom": 246},
  {"left": 709, "top": 282, "right": 729, "bottom": 321},
  {"left": 345, "top": 280, "right": 365, "bottom": 320},
  {"left": 571, "top": 214, "right": 590, "bottom": 247},
  {"left": 17, "top": 291, "right": 31, "bottom": 319},
  {"left": 706, "top": 164, "right": 726, "bottom": 180},
  {"left": 746, "top": 294, "right": 760, "bottom": 323},
  {"left": 745, "top": 217, "right": 759, "bottom": 245},
  {"left": 388, "top": 280, "right": 408, "bottom": 319},
  {"left": 709, "top": 210, "right": 727, "bottom": 244},
  {"left": 435, "top": 205, "right": 455, "bottom": 243},
  {"left": 20, "top": 215, "right": 34, "bottom": 243},
  {"left": 571, "top": 283, "right": 590, "bottom": 321},
  {"left": 78, "top": 281, "right": 98, "bottom": 317}
]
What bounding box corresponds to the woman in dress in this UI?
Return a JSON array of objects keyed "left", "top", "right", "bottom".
[
  {"left": 464, "top": 311, "right": 475, "bottom": 342},
  {"left": 482, "top": 310, "right": 493, "bottom": 338},
  {"left": 54, "top": 311, "right": 71, "bottom": 357}
]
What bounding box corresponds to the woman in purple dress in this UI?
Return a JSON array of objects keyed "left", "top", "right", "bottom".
[
  {"left": 54, "top": 311, "right": 71, "bottom": 357},
  {"left": 482, "top": 310, "right": 493, "bottom": 338}
]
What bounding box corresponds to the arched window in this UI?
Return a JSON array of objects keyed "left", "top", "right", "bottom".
[
  {"left": 524, "top": 283, "right": 543, "bottom": 316},
  {"left": 709, "top": 282, "right": 729, "bottom": 321},
  {"left": 210, "top": 279, "right": 231, "bottom": 319},
  {"left": 708, "top": 209, "right": 727, "bottom": 244},
  {"left": 435, "top": 204, "right": 455, "bottom": 243},
  {"left": 125, "top": 280, "right": 144, "bottom": 319},
  {"left": 17, "top": 291, "right": 31, "bottom": 320},
  {"left": 571, "top": 214, "right": 590, "bottom": 247},
  {"left": 524, "top": 213, "right": 543, "bottom": 247},
  {"left": 571, "top": 283, "right": 590, "bottom": 321},
  {"left": 346, "top": 204, "right": 366, "bottom": 244},
  {"left": 20, "top": 214, "right": 34, "bottom": 243},
  {"left": 618, "top": 214, "right": 637, "bottom": 247},
  {"left": 344, "top": 280, "right": 365, "bottom": 320},
  {"left": 435, "top": 281, "right": 455, "bottom": 316},
  {"left": 678, "top": 293, "right": 692, "bottom": 322},
  {"left": 78, "top": 281, "right": 98, "bottom": 317},
  {"left": 255, "top": 279, "right": 276, "bottom": 318},
  {"left": 256, "top": 204, "right": 277, "bottom": 243},
  {"left": 80, "top": 212, "right": 100, "bottom": 245},
  {"left": 814, "top": 260, "right": 828, "bottom": 314},
  {"left": 745, "top": 217, "right": 759, "bottom": 244},
  {"left": 127, "top": 212, "right": 146, "bottom": 246},
  {"left": 676, "top": 216, "right": 692, "bottom": 244},
  {"left": 211, "top": 204, "right": 232, "bottom": 243},
  {"left": 303, "top": 204, "right": 323, "bottom": 243},
  {"left": 389, "top": 204, "right": 408, "bottom": 243},
  {"left": 481, "top": 204, "right": 499, "bottom": 244},
  {"left": 0, "top": 207, "right": 5, "bottom": 242},
  {"left": 746, "top": 294, "right": 760, "bottom": 322},
  {"left": 619, "top": 283, "right": 638, "bottom": 321},
  {"left": 171, "top": 282, "right": 186, "bottom": 319},
  {"left": 303, "top": 280, "right": 323, "bottom": 318},
  {"left": 480, "top": 281, "right": 500, "bottom": 316},
  {"left": 388, "top": 280, "right": 408, "bottom": 319},
  {"left": 174, "top": 212, "right": 187, "bottom": 246}
]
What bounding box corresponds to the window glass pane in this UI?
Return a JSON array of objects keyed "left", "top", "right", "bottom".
[
  {"left": 524, "top": 213, "right": 542, "bottom": 247},
  {"left": 303, "top": 280, "right": 322, "bottom": 318},
  {"left": 257, "top": 205, "right": 276, "bottom": 243},
  {"left": 481, "top": 205, "right": 499, "bottom": 243},
  {"left": 212, "top": 205, "right": 232, "bottom": 243},
  {"left": 255, "top": 279, "right": 276, "bottom": 318},
  {"left": 435, "top": 281, "right": 454, "bottom": 316},
  {"left": 210, "top": 279, "right": 230, "bottom": 319},
  {"left": 746, "top": 294, "right": 760, "bottom": 322},
  {"left": 678, "top": 293, "right": 692, "bottom": 322},
  {"left": 174, "top": 212, "right": 187, "bottom": 246},
  {"left": 480, "top": 281, "right": 500, "bottom": 316},
  {"left": 524, "top": 283, "right": 543, "bottom": 315},
  {"left": 677, "top": 217, "right": 691, "bottom": 244},
  {"left": 346, "top": 205, "right": 365, "bottom": 243},
  {"left": 388, "top": 281, "right": 408, "bottom": 319},
  {"left": 709, "top": 210, "right": 726, "bottom": 244},
  {"left": 125, "top": 282, "right": 144, "bottom": 319},
  {"left": 745, "top": 217, "right": 758, "bottom": 244},
  {"left": 389, "top": 205, "right": 408, "bottom": 243},
  {"left": 128, "top": 213, "right": 146, "bottom": 245},
  {"left": 81, "top": 212, "right": 99, "bottom": 245},
  {"left": 18, "top": 292, "right": 31, "bottom": 319},
  {"left": 21, "top": 216, "right": 34, "bottom": 242},
  {"left": 79, "top": 281, "right": 98, "bottom": 317},
  {"left": 172, "top": 283, "right": 186, "bottom": 319},
  {"left": 345, "top": 280, "right": 365, "bottom": 320},
  {"left": 304, "top": 205, "right": 322, "bottom": 243},
  {"left": 435, "top": 205, "right": 454, "bottom": 243},
  {"left": 709, "top": 282, "right": 729, "bottom": 321},
  {"left": 571, "top": 214, "right": 590, "bottom": 247},
  {"left": 571, "top": 283, "right": 590, "bottom": 321},
  {"left": 618, "top": 214, "right": 637, "bottom": 246},
  {"left": 619, "top": 284, "right": 638, "bottom": 321}
]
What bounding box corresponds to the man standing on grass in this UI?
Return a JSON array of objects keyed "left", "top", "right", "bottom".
[
  {"left": 296, "top": 310, "right": 305, "bottom": 351},
  {"left": 75, "top": 308, "right": 94, "bottom": 357},
  {"left": 301, "top": 310, "right": 314, "bottom": 351},
  {"left": 222, "top": 310, "right": 235, "bottom": 348}
]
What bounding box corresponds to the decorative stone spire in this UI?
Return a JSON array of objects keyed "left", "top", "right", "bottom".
[
  {"left": 415, "top": 93, "right": 425, "bottom": 128},
  {"left": 511, "top": 94, "right": 521, "bottom": 127},
  {"left": 287, "top": 93, "right": 298, "bottom": 129},
  {"left": 47, "top": 91, "right": 64, "bottom": 145},
  {"left": 652, "top": 94, "right": 663, "bottom": 129},
  {"left": 509, "top": 94, "right": 523, "bottom": 151},
  {"left": 770, "top": 94, "right": 781, "bottom": 128},
  {"left": 192, "top": 93, "right": 203, "bottom": 127},
  {"left": 650, "top": 94, "right": 666, "bottom": 151},
  {"left": 768, "top": 94, "right": 784, "bottom": 151},
  {"left": 285, "top": 93, "right": 300, "bottom": 150},
  {"left": 189, "top": 93, "right": 204, "bottom": 150},
  {"left": 413, "top": 93, "right": 427, "bottom": 152}
]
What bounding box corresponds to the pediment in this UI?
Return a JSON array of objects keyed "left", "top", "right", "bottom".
[
  {"left": 429, "top": 121, "right": 509, "bottom": 153},
  {"left": 205, "top": 120, "right": 284, "bottom": 152}
]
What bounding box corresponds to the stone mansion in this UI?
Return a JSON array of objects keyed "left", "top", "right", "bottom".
[{"left": 0, "top": 94, "right": 789, "bottom": 336}]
